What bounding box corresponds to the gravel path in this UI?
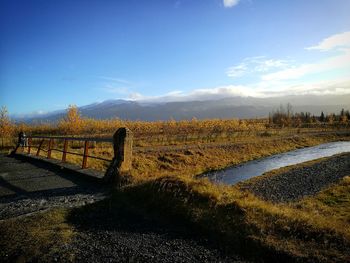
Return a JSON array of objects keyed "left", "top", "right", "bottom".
[{"left": 239, "top": 152, "right": 350, "bottom": 203}]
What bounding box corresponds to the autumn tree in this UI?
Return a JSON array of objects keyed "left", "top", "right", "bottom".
[
  {"left": 270, "top": 104, "right": 293, "bottom": 127},
  {"left": 326, "top": 114, "right": 335, "bottom": 124},
  {"left": 0, "top": 106, "right": 14, "bottom": 147},
  {"left": 59, "top": 105, "right": 84, "bottom": 134},
  {"left": 340, "top": 109, "right": 348, "bottom": 124}
]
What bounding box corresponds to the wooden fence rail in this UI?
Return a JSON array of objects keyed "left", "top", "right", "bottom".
[
  {"left": 14, "top": 128, "right": 132, "bottom": 173},
  {"left": 13, "top": 127, "right": 133, "bottom": 185},
  {"left": 17, "top": 136, "right": 110, "bottom": 169}
]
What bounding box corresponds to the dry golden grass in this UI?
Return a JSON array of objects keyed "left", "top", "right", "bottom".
[
  {"left": 131, "top": 134, "right": 334, "bottom": 180},
  {"left": 295, "top": 175, "right": 350, "bottom": 228},
  {"left": 16, "top": 131, "right": 350, "bottom": 183},
  {"left": 2, "top": 119, "right": 350, "bottom": 261},
  {"left": 0, "top": 209, "right": 74, "bottom": 262},
  {"left": 120, "top": 170, "right": 350, "bottom": 261},
  {"left": 1, "top": 152, "right": 349, "bottom": 261}
]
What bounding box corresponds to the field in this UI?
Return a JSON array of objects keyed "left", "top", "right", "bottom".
[
  {"left": 6, "top": 117, "right": 350, "bottom": 180},
  {"left": 1, "top": 117, "right": 350, "bottom": 262}
]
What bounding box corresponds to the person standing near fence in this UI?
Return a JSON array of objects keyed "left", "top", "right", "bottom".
[{"left": 18, "top": 131, "right": 27, "bottom": 147}]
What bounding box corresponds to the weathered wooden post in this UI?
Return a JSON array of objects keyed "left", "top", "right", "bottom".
[
  {"left": 104, "top": 127, "right": 133, "bottom": 186},
  {"left": 62, "top": 139, "right": 68, "bottom": 162},
  {"left": 82, "top": 140, "right": 89, "bottom": 169},
  {"left": 47, "top": 139, "right": 53, "bottom": 159},
  {"left": 28, "top": 138, "right": 32, "bottom": 154},
  {"left": 36, "top": 139, "right": 44, "bottom": 156}
]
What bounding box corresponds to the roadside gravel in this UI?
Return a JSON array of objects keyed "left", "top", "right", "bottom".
[
  {"left": 239, "top": 152, "right": 350, "bottom": 203},
  {"left": 57, "top": 205, "right": 246, "bottom": 263},
  {"left": 0, "top": 190, "right": 107, "bottom": 220}
]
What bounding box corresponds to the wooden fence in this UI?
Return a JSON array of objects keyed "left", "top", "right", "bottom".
[
  {"left": 14, "top": 128, "right": 133, "bottom": 173},
  {"left": 16, "top": 135, "right": 112, "bottom": 169}
]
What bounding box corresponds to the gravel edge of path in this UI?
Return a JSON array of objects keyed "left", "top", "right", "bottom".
[{"left": 238, "top": 152, "right": 350, "bottom": 203}]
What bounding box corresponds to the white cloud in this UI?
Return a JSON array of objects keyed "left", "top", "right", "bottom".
[
  {"left": 128, "top": 92, "right": 145, "bottom": 100},
  {"left": 226, "top": 64, "right": 248, "bottom": 78},
  {"left": 306, "top": 31, "right": 350, "bottom": 51},
  {"left": 262, "top": 48, "right": 350, "bottom": 81},
  {"left": 134, "top": 85, "right": 260, "bottom": 103},
  {"left": 282, "top": 79, "right": 350, "bottom": 96},
  {"left": 223, "top": 0, "right": 240, "bottom": 8},
  {"left": 226, "top": 56, "right": 289, "bottom": 78},
  {"left": 184, "top": 85, "right": 258, "bottom": 98},
  {"left": 254, "top": 59, "right": 289, "bottom": 72},
  {"left": 131, "top": 76, "right": 350, "bottom": 103}
]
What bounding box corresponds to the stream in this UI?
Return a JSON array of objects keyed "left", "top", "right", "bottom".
[{"left": 203, "top": 141, "right": 350, "bottom": 185}]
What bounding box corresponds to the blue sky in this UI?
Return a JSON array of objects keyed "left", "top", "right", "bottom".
[{"left": 1, "top": 0, "right": 350, "bottom": 115}]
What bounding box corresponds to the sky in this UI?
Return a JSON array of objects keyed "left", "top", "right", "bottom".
[{"left": 1, "top": 0, "right": 350, "bottom": 115}]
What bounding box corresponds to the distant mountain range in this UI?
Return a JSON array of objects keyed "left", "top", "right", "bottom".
[{"left": 13, "top": 94, "right": 350, "bottom": 123}]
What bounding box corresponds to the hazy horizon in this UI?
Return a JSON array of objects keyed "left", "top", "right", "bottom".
[{"left": 1, "top": 0, "right": 350, "bottom": 115}]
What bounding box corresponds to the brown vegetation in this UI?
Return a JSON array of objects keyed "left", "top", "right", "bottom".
[
  {"left": 1, "top": 105, "right": 350, "bottom": 261},
  {"left": 3, "top": 158, "right": 348, "bottom": 262},
  {"left": 0, "top": 106, "right": 14, "bottom": 148}
]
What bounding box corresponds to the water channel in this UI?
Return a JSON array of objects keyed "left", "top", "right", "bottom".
[{"left": 203, "top": 141, "right": 350, "bottom": 185}]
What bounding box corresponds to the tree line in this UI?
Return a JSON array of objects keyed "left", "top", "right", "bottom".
[
  {"left": 269, "top": 103, "right": 350, "bottom": 127},
  {"left": 1, "top": 103, "right": 349, "bottom": 147}
]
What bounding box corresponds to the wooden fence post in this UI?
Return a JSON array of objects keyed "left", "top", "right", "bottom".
[
  {"left": 36, "top": 139, "right": 44, "bottom": 156},
  {"left": 47, "top": 139, "right": 53, "bottom": 159},
  {"left": 62, "top": 139, "right": 68, "bottom": 162},
  {"left": 82, "top": 140, "right": 89, "bottom": 169},
  {"left": 114, "top": 128, "right": 133, "bottom": 173},
  {"left": 104, "top": 127, "right": 133, "bottom": 185},
  {"left": 28, "top": 138, "right": 32, "bottom": 154}
]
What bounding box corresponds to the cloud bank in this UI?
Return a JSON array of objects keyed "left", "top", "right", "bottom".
[
  {"left": 103, "top": 31, "right": 350, "bottom": 103},
  {"left": 131, "top": 77, "right": 350, "bottom": 103}
]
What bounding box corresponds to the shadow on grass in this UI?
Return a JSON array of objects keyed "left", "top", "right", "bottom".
[
  {"left": 64, "top": 182, "right": 275, "bottom": 263},
  {"left": 66, "top": 191, "right": 221, "bottom": 247},
  {"left": 62, "top": 191, "right": 248, "bottom": 262},
  {"left": 65, "top": 176, "right": 347, "bottom": 263}
]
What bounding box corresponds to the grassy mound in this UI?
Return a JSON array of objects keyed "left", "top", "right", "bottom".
[{"left": 120, "top": 175, "right": 350, "bottom": 262}]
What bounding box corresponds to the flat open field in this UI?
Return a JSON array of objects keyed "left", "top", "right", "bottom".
[
  {"left": 8, "top": 119, "right": 350, "bottom": 182},
  {"left": 1, "top": 120, "right": 350, "bottom": 262}
]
